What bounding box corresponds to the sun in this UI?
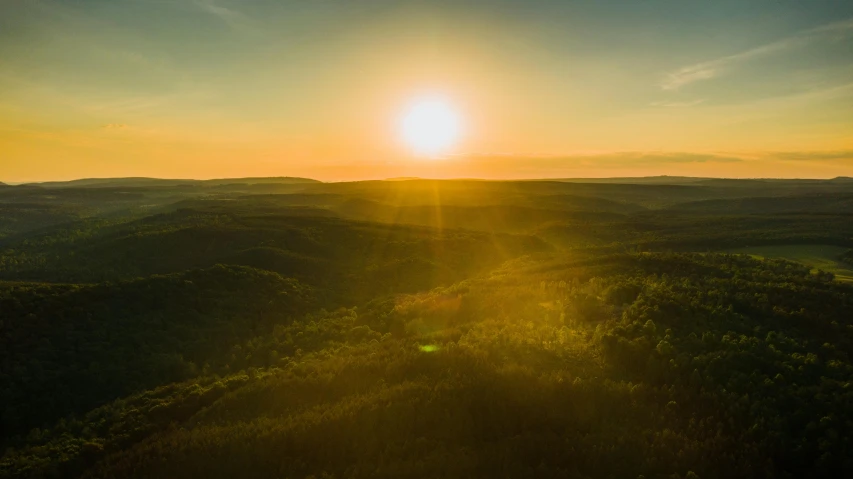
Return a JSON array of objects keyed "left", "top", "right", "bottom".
[{"left": 399, "top": 96, "right": 462, "bottom": 157}]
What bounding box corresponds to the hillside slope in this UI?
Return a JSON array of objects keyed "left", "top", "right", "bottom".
[{"left": 2, "top": 253, "right": 852, "bottom": 478}]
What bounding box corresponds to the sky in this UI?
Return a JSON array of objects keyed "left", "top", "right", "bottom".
[{"left": 1, "top": 0, "right": 853, "bottom": 182}]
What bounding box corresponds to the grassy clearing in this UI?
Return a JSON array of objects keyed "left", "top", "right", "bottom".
[{"left": 726, "top": 244, "right": 853, "bottom": 282}]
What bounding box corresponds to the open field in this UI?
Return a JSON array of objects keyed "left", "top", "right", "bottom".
[{"left": 726, "top": 244, "right": 853, "bottom": 282}]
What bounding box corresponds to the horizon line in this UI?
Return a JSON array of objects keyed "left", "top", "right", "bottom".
[{"left": 4, "top": 174, "right": 853, "bottom": 185}]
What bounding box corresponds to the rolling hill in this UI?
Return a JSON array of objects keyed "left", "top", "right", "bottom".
[{"left": 2, "top": 177, "right": 853, "bottom": 478}]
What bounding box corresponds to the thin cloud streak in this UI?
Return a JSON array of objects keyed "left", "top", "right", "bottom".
[
  {"left": 464, "top": 152, "right": 746, "bottom": 168},
  {"left": 770, "top": 150, "right": 853, "bottom": 161},
  {"left": 462, "top": 150, "right": 853, "bottom": 170},
  {"left": 194, "top": 0, "right": 255, "bottom": 32},
  {"left": 662, "top": 17, "right": 853, "bottom": 90}
]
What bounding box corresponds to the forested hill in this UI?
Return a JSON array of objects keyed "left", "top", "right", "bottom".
[
  {"left": 2, "top": 178, "right": 853, "bottom": 478},
  {"left": 0, "top": 265, "right": 313, "bottom": 439}
]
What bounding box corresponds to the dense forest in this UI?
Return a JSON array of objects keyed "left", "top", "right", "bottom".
[{"left": 2, "top": 177, "right": 853, "bottom": 478}]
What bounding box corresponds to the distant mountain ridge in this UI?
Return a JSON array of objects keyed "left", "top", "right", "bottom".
[
  {"left": 548, "top": 176, "right": 853, "bottom": 186},
  {"left": 548, "top": 175, "right": 712, "bottom": 185},
  {"left": 10, "top": 176, "right": 853, "bottom": 190},
  {"left": 24, "top": 176, "right": 322, "bottom": 188}
]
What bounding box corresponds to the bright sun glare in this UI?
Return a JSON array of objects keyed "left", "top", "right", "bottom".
[{"left": 400, "top": 96, "right": 462, "bottom": 157}]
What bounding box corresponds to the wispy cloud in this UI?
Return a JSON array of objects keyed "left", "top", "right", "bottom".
[
  {"left": 432, "top": 150, "right": 853, "bottom": 180},
  {"left": 662, "top": 17, "right": 853, "bottom": 90},
  {"left": 592, "top": 152, "right": 744, "bottom": 164},
  {"left": 464, "top": 152, "right": 746, "bottom": 169},
  {"left": 662, "top": 68, "right": 719, "bottom": 91},
  {"left": 769, "top": 150, "right": 853, "bottom": 161},
  {"left": 194, "top": 0, "right": 254, "bottom": 32}
]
